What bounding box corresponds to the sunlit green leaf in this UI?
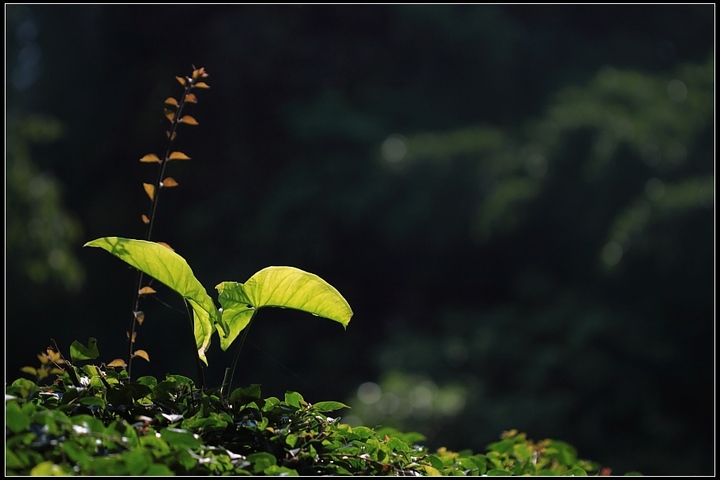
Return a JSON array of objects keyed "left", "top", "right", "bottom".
[
  {"left": 313, "top": 401, "right": 350, "bottom": 412},
  {"left": 84, "top": 237, "right": 223, "bottom": 365},
  {"left": 215, "top": 266, "right": 352, "bottom": 350},
  {"left": 285, "top": 391, "right": 305, "bottom": 408}
]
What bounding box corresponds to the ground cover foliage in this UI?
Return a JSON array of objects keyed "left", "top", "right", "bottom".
[{"left": 6, "top": 358, "right": 622, "bottom": 476}]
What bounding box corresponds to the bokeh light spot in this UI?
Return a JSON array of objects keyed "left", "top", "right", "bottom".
[
  {"left": 667, "top": 79, "right": 687, "bottom": 103},
  {"left": 381, "top": 134, "right": 408, "bottom": 163}
]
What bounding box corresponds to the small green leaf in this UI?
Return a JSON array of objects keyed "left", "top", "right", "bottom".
[
  {"left": 313, "top": 401, "right": 350, "bottom": 412},
  {"left": 70, "top": 337, "right": 99, "bottom": 362},
  {"left": 247, "top": 452, "right": 277, "bottom": 473},
  {"left": 284, "top": 391, "right": 304, "bottom": 408},
  {"left": 5, "top": 401, "right": 30, "bottom": 433},
  {"left": 160, "top": 427, "right": 202, "bottom": 449},
  {"left": 285, "top": 433, "right": 299, "bottom": 448}
]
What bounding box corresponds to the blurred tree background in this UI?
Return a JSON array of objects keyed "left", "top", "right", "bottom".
[{"left": 5, "top": 5, "right": 714, "bottom": 475}]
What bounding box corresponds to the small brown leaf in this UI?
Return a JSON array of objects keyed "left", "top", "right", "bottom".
[
  {"left": 138, "top": 286, "right": 157, "bottom": 295},
  {"left": 126, "top": 331, "right": 137, "bottom": 342},
  {"left": 164, "top": 108, "right": 175, "bottom": 122},
  {"left": 143, "top": 183, "right": 155, "bottom": 200},
  {"left": 193, "top": 82, "right": 210, "bottom": 89},
  {"left": 192, "top": 67, "right": 208, "bottom": 80},
  {"left": 156, "top": 242, "right": 174, "bottom": 251},
  {"left": 164, "top": 97, "right": 178, "bottom": 107},
  {"left": 133, "top": 350, "right": 150, "bottom": 362},
  {"left": 175, "top": 76, "right": 186, "bottom": 86},
  {"left": 166, "top": 131, "right": 177, "bottom": 141},
  {"left": 107, "top": 359, "right": 126, "bottom": 368},
  {"left": 141, "top": 214, "right": 150, "bottom": 224},
  {"left": 184, "top": 93, "right": 197, "bottom": 104},
  {"left": 37, "top": 353, "right": 49, "bottom": 365},
  {"left": 134, "top": 311, "right": 145, "bottom": 324},
  {"left": 179, "top": 115, "right": 199, "bottom": 125},
  {"left": 168, "top": 151, "right": 191, "bottom": 160},
  {"left": 161, "top": 177, "right": 178, "bottom": 187},
  {"left": 139, "top": 153, "right": 161, "bottom": 163}
]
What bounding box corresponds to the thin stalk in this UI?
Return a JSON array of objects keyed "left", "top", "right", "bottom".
[
  {"left": 126, "top": 75, "right": 199, "bottom": 380},
  {"left": 221, "top": 315, "right": 255, "bottom": 401}
]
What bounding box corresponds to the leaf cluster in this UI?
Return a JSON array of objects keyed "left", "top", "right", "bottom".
[{"left": 5, "top": 368, "right": 631, "bottom": 476}]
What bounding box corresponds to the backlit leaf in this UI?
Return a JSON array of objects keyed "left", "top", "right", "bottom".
[
  {"left": 143, "top": 183, "right": 155, "bottom": 200},
  {"left": 216, "top": 266, "right": 353, "bottom": 350},
  {"left": 194, "top": 82, "right": 210, "bottom": 89},
  {"left": 168, "top": 151, "right": 191, "bottom": 160},
  {"left": 142, "top": 214, "right": 150, "bottom": 224},
  {"left": 138, "top": 286, "right": 156, "bottom": 295},
  {"left": 166, "top": 131, "right": 177, "bottom": 141},
  {"left": 21, "top": 366, "right": 37, "bottom": 376},
  {"left": 313, "top": 401, "right": 350, "bottom": 413},
  {"left": 107, "top": 359, "right": 126, "bottom": 368},
  {"left": 157, "top": 242, "right": 174, "bottom": 251},
  {"left": 133, "top": 350, "right": 150, "bottom": 362},
  {"left": 179, "top": 115, "right": 199, "bottom": 125},
  {"left": 161, "top": 177, "right": 178, "bottom": 187},
  {"left": 84, "top": 237, "right": 223, "bottom": 365},
  {"left": 175, "top": 76, "right": 186, "bottom": 86},
  {"left": 139, "top": 153, "right": 160, "bottom": 163},
  {"left": 164, "top": 97, "right": 178, "bottom": 107},
  {"left": 164, "top": 109, "right": 175, "bottom": 122},
  {"left": 184, "top": 93, "right": 197, "bottom": 103}
]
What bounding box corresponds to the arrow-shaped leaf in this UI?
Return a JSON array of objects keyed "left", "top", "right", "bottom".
[
  {"left": 216, "top": 266, "right": 353, "bottom": 350},
  {"left": 84, "top": 237, "right": 225, "bottom": 365}
]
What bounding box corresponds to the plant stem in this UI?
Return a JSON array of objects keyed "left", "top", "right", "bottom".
[
  {"left": 126, "top": 75, "right": 197, "bottom": 379},
  {"left": 221, "top": 315, "right": 255, "bottom": 401}
]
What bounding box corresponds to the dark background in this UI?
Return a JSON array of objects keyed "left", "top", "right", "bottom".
[{"left": 6, "top": 5, "right": 714, "bottom": 475}]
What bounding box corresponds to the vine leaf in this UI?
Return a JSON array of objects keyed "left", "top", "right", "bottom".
[
  {"left": 168, "top": 151, "right": 191, "bottom": 160},
  {"left": 143, "top": 183, "right": 155, "bottom": 200},
  {"left": 133, "top": 350, "right": 150, "bottom": 362},
  {"left": 84, "top": 237, "right": 225, "bottom": 365},
  {"left": 179, "top": 115, "right": 198, "bottom": 125},
  {"left": 215, "top": 266, "right": 353, "bottom": 350},
  {"left": 139, "top": 153, "right": 161, "bottom": 163}
]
